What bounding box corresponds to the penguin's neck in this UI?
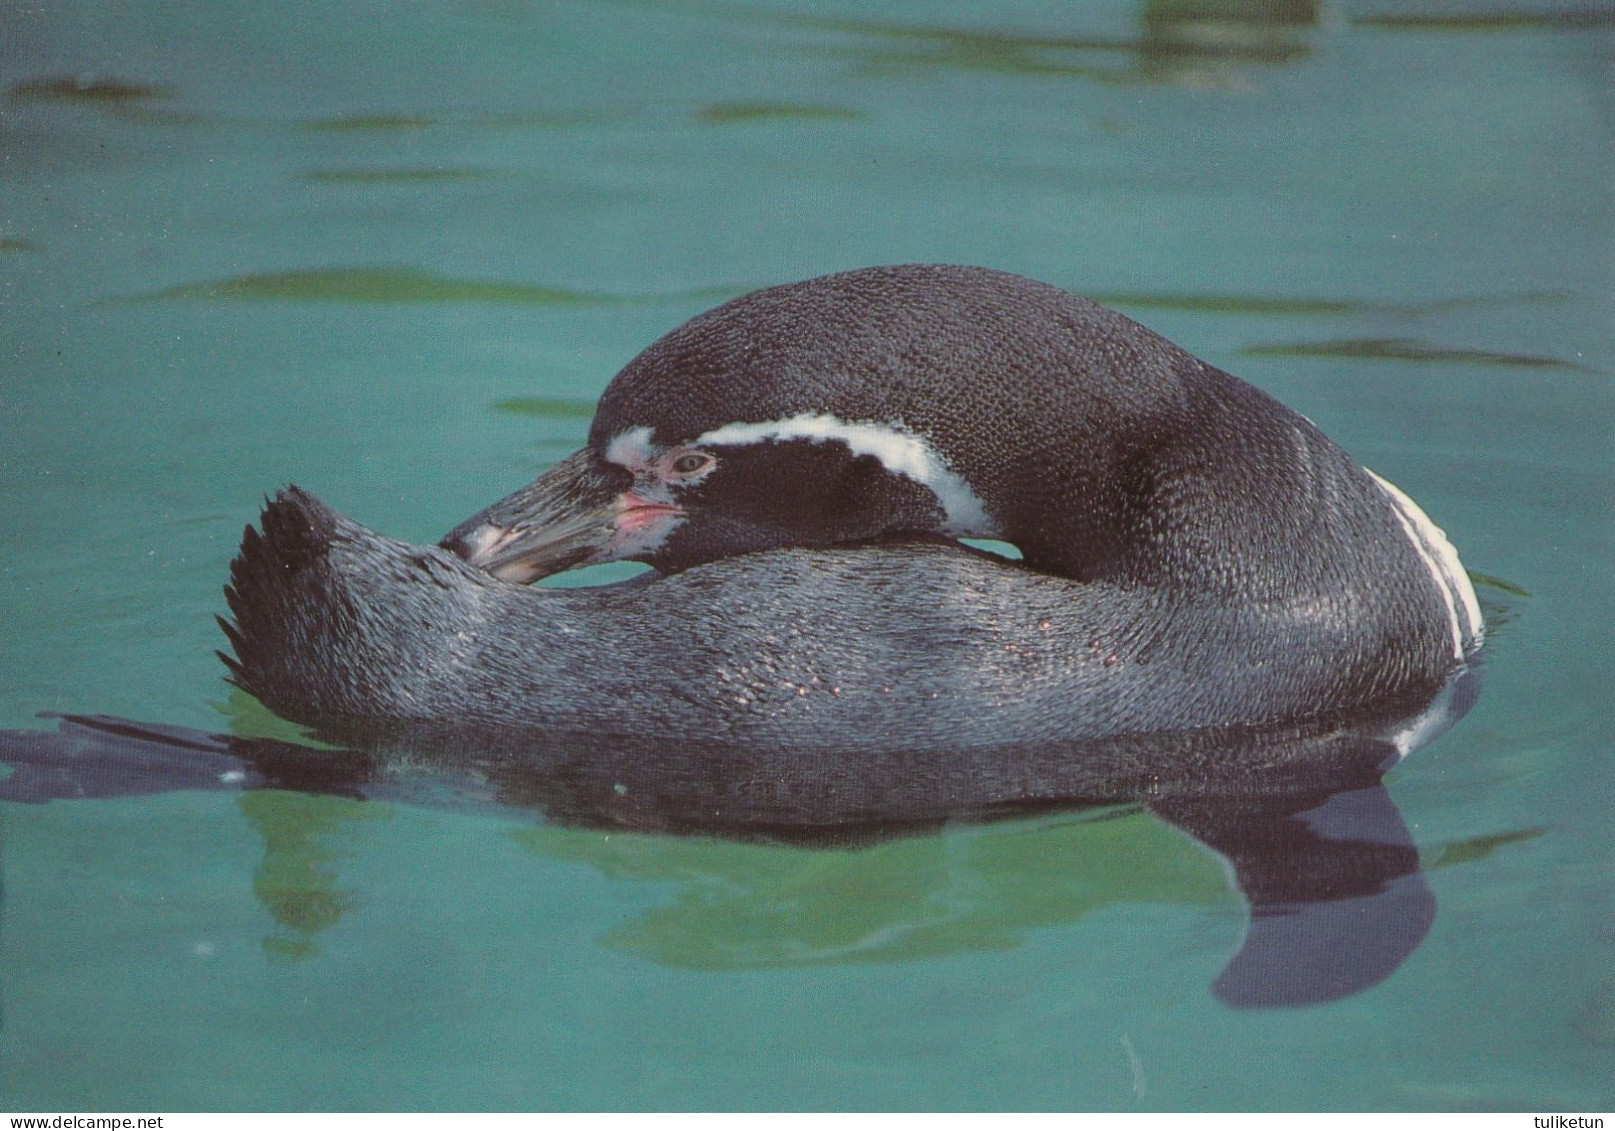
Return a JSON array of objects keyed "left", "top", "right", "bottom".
[{"left": 961, "top": 365, "right": 1371, "bottom": 599}]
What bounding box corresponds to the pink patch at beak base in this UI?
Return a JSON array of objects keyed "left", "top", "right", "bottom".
[
  {"left": 608, "top": 492, "right": 687, "bottom": 558},
  {"left": 616, "top": 493, "right": 684, "bottom": 533}
]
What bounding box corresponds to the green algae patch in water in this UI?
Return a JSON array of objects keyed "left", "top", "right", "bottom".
[
  {"left": 1092, "top": 290, "right": 1564, "bottom": 317},
  {"left": 513, "top": 808, "right": 1226, "bottom": 970},
  {"left": 300, "top": 108, "right": 622, "bottom": 132},
  {"left": 759, "top": 11, "right": 1134, "bottom": 57},
  {"left": 493, "top": 397, "right": 597, "bottom": 421},
  {"left": 1356, "top": 9, "right": 1615, "bottom": 31},
  {"left": 1424, "top": 826, "right": 1549, "bottom": 870},
  {"left": 1096, "top": 292, "right": 1375, "bottom": 316},
  {"left": 298, "top": 112, "right": 436, "bottom": 132},
  {"left": 238, "top": 790, "right": 392, "bottom": 961},
  {"left": 1240, "top": 336, "right": 1578, "bottom": 368},
  {"left": 214, "top": 687, "right": 343, "bottom": 750},
  {"left": 696, "top": 102, "right": 863, "bottom": 124},
  {"left": 727, "top": 9, "right": 1137, "bottom": 81},
  {"left": 760, "top": 9, "right": 1313, "bottom": 82},
  {"left": 8, "top": 75, "right": 175, "bottom": 105},
  {"left": 141, "top": 267, "right": 623, "bottom": 306},
  {"left": 1469, "top": 570, "right": 1532, "bottom": 635},
  {"left": 298, "top": 167, "right": 501, "bottom": 185},
  {"left": 1469, "top": 571, "right": 1532, "bottom": 599},
  {"left": 136, "top": 267, "right": 745, "bottom": 306}
]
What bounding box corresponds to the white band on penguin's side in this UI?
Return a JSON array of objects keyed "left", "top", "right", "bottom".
[
  {"left": 1366, "top": 469, "right": 1484, "bottom": 659},
  {"left": 694, "top": 412, "right": 997, "bottom": 536}
]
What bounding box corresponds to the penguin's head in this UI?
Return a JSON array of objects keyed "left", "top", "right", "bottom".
[
  {"left": 441, "top": 263, "right": 1194, "bottom": 583},
  {"left": 441, "top": 267, "right": 1034, "bottom": 581},
  {"left": 439, "top": 375, "right": 1000, "bottom": 583}
]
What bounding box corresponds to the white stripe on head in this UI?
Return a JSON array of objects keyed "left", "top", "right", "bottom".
[
  {"left": 604, "top": 426, "right": 656, "bottom": 471},
  {"left": 694, "top": 412, "right": 997, "bottom": 536},
  {"left": 1366, "top": 469, "right": 1484, "bottom": 658}
]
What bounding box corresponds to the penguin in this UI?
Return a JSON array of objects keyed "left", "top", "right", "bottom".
[
  {"left": 0, "top": 263, "right": 1495, "bottom": 1007},
  {"left": 435, "top": 264, "right": 1481, "bottom": 732},
  {"left": 224, "top": 486, "right": 1467, "bottom": 747}
]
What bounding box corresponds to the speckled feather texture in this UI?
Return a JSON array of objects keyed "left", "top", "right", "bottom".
[
  {"left": 591, "top": 265, "right": 1453, "bottom": 615},
  {"left": 221, "top": 487, "right": 1453, "bottom": 751}
]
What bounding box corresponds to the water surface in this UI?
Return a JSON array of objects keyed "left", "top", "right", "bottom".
[{"left": 1, "top": 0, "right": 1610, "bottom": 1112}]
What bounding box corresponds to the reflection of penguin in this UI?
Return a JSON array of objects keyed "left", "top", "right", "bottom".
[
  {"left": 0, "top": 668, "right": 1473, "bottom": 1008},
  {"left": 1153, "top": 779, "right": 1439, "bottom": 1008}
]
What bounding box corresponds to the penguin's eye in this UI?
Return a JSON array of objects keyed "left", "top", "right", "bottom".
[{"left": 669, "top": 452, "right": 715, "bottom": 477}]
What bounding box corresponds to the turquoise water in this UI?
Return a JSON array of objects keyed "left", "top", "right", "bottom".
[{"left": 2, "top": 0, "right": 1611, "bottom": 1112}]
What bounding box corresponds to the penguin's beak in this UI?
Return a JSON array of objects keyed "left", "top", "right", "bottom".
[{"left": 441, "top": 449, "right": 671, "bottom": 584}]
